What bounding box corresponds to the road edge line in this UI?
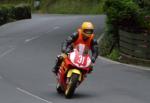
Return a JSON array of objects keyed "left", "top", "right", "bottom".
[
  {"left": 98, "top": 56, "right": 150, "bottom": 71},
  {"left": 16, "top": 88, "right": 53, "bottom": 103}
]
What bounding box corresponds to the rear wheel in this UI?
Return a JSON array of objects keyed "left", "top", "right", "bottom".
[{"left": 65, "top": 74, "right": 79, "bottom": 98}]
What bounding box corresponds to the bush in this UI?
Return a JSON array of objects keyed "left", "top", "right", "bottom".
[
  {"left": 104, "top": 0, "right": 141, "bottom": 31},
  {"left": 104, "top": 0, "right": 150, "bottom": 32},
  {"left": 101, "top": 0, "right": 150, "bottom": 61},
  {"left": 14, "top": 4, "right": 31, "bottom": 20},
  {"left": 135, "top": 0, "right": 150, "bottom": 31},
  {"left": 0, "top": 4, "right": 31, "bottom": 26},
  {"left": 99, "top": 32, "right": 114, "bottom": 56},
  {"left": 0, "top": 8, "right": 5, "bottom": 25},
  {"left": 107, "top": 48, "right": 120, "bottom": 61},
  {"left": 134, "top": 0, "right": 150, "bottom": 10},
  {"left": 0, "top": 5, "right": 15, "bottom": 25},
  {"left": 100, "top": 0, "right": 150, "bottom": 56}
]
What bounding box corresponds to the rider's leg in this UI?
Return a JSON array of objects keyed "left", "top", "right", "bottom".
[{"left": 52, "top": 55, "right": 64, "bottom": 74}]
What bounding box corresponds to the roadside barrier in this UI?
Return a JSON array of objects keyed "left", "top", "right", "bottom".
[{"left": 119, "top": 30, "right": 150, "bottom": 60}]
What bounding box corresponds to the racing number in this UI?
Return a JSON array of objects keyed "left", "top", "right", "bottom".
[{"left": 74, "top": 55, "right": 86, "bottom": 66}]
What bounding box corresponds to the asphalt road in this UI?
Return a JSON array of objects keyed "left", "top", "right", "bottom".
[{"left": 0, "top": 14, "right": 150, "bottom": 103}]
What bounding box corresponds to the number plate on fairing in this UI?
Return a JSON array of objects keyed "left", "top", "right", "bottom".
[{"left": 69, "top": 49, "right": 91, "bottom": 68}]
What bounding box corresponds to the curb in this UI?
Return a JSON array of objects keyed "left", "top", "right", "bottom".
[{"left": 98, "top": 56, "right": 150, "bottom": 71}]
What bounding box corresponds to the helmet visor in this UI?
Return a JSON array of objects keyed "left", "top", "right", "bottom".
[{"left": 83, "top": 29, "right": 93, "bottom": 34}]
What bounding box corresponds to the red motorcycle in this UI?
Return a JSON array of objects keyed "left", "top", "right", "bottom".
[{"left": 56, "top": 43, "right": 93, "bottom": 98}]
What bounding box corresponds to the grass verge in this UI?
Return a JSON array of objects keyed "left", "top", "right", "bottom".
[{"left": 1, "top": 0, "right": 104, "bottom": 14}]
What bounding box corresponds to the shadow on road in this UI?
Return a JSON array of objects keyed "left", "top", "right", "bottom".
[
  {"left": 43, "top": 90, "right": 98, "bottom": 100},
  {"left": 73, "top": 92, "right": 97, "bottom": 99}
]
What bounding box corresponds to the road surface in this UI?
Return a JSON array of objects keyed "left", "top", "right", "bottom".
[{"left": 0, "top": 14, "right": 150, "bottom": 103}]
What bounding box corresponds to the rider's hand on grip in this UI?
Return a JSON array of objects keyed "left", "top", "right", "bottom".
[
  {"left": 91, "top": 57, "right": 96, "bottom": 63},
  {"left": 65, "top": 48, "right": 71, "bottom": 54},
  {"left": 65, "top": 47, "right": 73, "bottom": 54}
]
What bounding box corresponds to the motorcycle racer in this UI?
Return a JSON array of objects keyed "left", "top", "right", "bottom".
[{"left": 52, "top": 21, "right": 98, "bottom": 74}]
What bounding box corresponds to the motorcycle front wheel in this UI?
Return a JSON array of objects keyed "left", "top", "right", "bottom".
[{"left": 65, "top": 73, "right": 79, "bottom": 99}]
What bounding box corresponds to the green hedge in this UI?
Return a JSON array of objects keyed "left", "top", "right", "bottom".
[
  {"left": 134, "top": 0, "right": 150, "bottom": 10},
  {"left": 103, "top": 0, "right": 150, "bottom": 34},
  {"left": 104, "top": 0, "right": 142, "bottom": 32},
  {"left": 0, "top": 4, "right": 31, "bottom": 26},
  {"left": 15, "top": 4, "right": 31, "bottom": 20},
  {"left": 1, "top": 0, "right": 104, "bottom": 14},
  {"left": 0, "top": 5, "right": 15, "bottom": 25}
]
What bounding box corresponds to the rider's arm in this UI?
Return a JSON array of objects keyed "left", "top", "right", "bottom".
[
  {"left": 61, "top": 32, "right": 78, "bottom": 53},
  {"left": 91, "top": 39, "right": 98, "bottom": 63}
]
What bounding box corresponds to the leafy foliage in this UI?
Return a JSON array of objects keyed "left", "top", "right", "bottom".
[
  {"left": 15, "top": 4, "right": 31, "bottom": 20},
  {"left": 100, "top": 0, "right": 150, "bottom": 56},
  {"left": 99, "top": 31, "right": 115, "bottom": 56},
  {"left": 104, "top": 0, "right": 141, "bottom": 31},
  {"left": 0, "top": 4, "right": 31, "bottom": 25},
  {"left": 135, "top": 0, "right": 150, "bottom": 30},
  {"left": 0, "top": 5, "right": 15, "bottom": 25},
  {"left": 0, "top": 0, "right": 104, "bottom": 14},
  {"left": 107, "top": 48, "right": 120, "bottom": 61}
]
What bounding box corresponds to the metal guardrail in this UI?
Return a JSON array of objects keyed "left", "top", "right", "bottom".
[{"left": 119, "top": 30, "right": 150, "bottom": 60}]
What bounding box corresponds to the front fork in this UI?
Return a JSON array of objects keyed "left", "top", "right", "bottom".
[{"left": 66, "top": 69, "right": 82, "bottom": 86}]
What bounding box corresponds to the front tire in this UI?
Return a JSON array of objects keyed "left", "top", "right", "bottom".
[{"left": 65, "top": 74, "right": 79, "bottom": 98}]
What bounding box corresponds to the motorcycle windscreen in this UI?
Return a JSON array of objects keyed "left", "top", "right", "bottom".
[
  {"left": 76, "top": 44, "right": 89, "bottom": 55},
  {"left": 69, "top": 44, "right": 91, "bottom": 68}
]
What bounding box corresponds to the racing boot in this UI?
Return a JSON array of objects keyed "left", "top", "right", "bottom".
[{"left": 52, "top": 55, "right": 64, "bottom": 75}]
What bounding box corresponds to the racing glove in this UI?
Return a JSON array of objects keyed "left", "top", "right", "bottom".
[
  {"left": 91, "top": 57, "right": 96, "bottom": 63},
  {"left": 65, "top": 47, "right": 72, "bottom": 54}
]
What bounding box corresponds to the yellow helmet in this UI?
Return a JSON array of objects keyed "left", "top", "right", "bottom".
[{"left": 81, "top": 21, "right": 94, "bottom": 37}]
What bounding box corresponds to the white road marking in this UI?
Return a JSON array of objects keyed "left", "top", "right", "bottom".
[
  {"left": 24, "top": 26, "right": 60, "bottom": 43},
  {"left": 25, "top": 36, "right": 40, "bottom": 43},
  {"left": 17, "top": 88, "right": 53, "bottom": 103},
  {"left": 0, "top": 48, "right": 15, "bottom": 58},
  {"left": 53, "top": 26, "right": 60, "bottom": 30},
  {"left": 97, "top": 33, "right": 105, "bottom": 43}
]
